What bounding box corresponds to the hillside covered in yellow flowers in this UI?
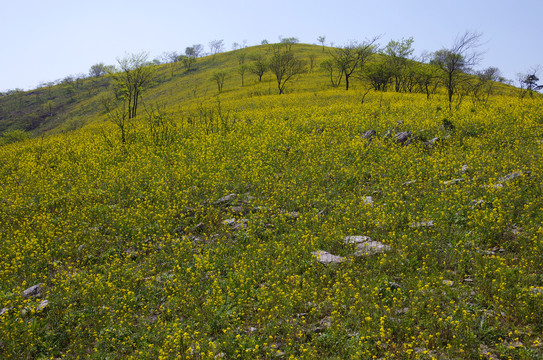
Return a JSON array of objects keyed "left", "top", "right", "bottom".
[{"left": 0, "top": 43, "right": 542, "bottom": 359}]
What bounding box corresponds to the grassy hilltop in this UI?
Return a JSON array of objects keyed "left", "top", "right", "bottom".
[{"left": 0, "top": 44, "right": 542, "bottom": 359}]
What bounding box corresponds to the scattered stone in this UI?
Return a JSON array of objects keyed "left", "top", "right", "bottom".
[
  {"left": 344, "top": 235, "right": 372, "bottom": 244},
  {"left": 463, "top": 278, "right": 474, "bottom": 283},
  {"left": 288, "top": 211, "right": 299, "bottom": 220},
  {"left": 480, "top": 344, "right": 499, "bottom": 360},
  {"left": 409, "top": 220, "right": 434, "bottom": 228},
  {"left": 444, "top": 178, "right": 464, "bottom": 185},
  {"left": 124, "top": 248, "right": 138, "bottom": 260},
  {"left": 223, "top": 218, "right": 236, "bottom": 226},
  {"left": 443, "top": 280, "right": 454, "bottom": 286},
  {"left": 188, "top": 235, "right": 203, "bottom": 245},
  {"left": 248, "top": 326, "right": 257, "bottom": 333},
  {"left": 529, "top": 287, "right": 543, "bottom": 295},
  {"left": 319, "top": 316, "right": 331, "bottom": 329},
  {"left": 388, "top": 282, "right": 402, "bottom": 290},
  {"left": 425, "top": 137, "right": 441, "bottom": 146},
  {"left": 393, "top": 131, "right": 412, "bottom": 145},
  {"left": 470, "top": 199, "right": 492, "bottom": 209},
  {"left": 504, "top": 341, "right": 524, "bottom": 349},
  {"left": 363, "top": 196, "right": 373, "bottom": 206},
  {"left": 488, "top": 171, "right": 530, "bottom": 188},
  {"left": 36, "top": 300, "right": 49, "bottom": 312},
  {"left": 23, "top": 283, "right": 43, "bottom": 298},
  {"left": 402, "top": 180, "right": 417, "bottom": 186},
  {"left": 482, "top": 247, "right": 506, "bottom": 256},
  {"left": 213, "top": 193, "right": 238, "bottom": 206},
  {"left": 345, "top": 236, "right": 391, "bottom": 255},
  {"left": 362, "top": 129, "right": 376, "bottom": 140},
  {"left": 394, "top": 307, "right": 410, "bottom": 315},
  {"left": 0, "top": 308, "right": 10, "bottom": 316},
  {"left": 317, "top": 209, "right": 329, "bottom": 218},
  {"left": 230, "top": 206, "right": 245, "bottom": 214},
  {"left": 499, "top": 171, "right": 523, "bottom": 183},
  {"left": 460, "top": 164, "right": 469, "bottom": 174},
  {"left": 311, "top": 250, "right": 346, "bottom": 264},
  {"left": 223, "top": 218, "right": 249, "bottom": 231}
]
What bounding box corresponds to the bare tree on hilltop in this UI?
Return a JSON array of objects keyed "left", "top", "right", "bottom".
[
  {"left": 432, "top": 31, "right": 483, "bottom": 107},
  {"left": 330, "top": 37, "right": 380, "bottom": 90}
]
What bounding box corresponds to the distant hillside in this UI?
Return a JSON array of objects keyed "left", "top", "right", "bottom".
[{"left": 0, "top": 43, "right": 520, "bottom": 140}]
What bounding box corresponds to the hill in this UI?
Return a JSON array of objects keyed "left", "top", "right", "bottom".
[
  {"left": 0, "top": 44, "right": 542, "bottom": 359},
  {"left": 0, "top": 43, "right": 519, "bottom": 139}
]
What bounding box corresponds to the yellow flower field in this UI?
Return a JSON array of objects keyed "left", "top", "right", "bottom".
[{"left": 1, "top": 75, "right": 542, "bottom": 359}]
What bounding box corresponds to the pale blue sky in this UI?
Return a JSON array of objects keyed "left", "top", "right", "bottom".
[{"left": 2, "top": 0, "right": 541, "bottom": 91}]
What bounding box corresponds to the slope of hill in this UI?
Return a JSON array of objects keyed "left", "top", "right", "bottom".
[
  {"left": 0, "top": 43, "right": 519, "bottom": 139},
  {"left": 0, "top": 44, "right": 542, "bottom": 359}
]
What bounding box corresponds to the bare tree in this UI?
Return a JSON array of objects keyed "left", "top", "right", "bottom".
[
  {"left": 518, "top": 65, "right": 542, "bottom": 98},
  {"left": 236, "top": 54, "right": 247, "bottom": 86},
  {"left": 210, "top": 71, "right": 227, "bottom": 93},
  {"left": 471, "top": 67, "right": 501, "bottom": 103},
  {"left": 161, "top": 51, "right": 180, "bottom": 64},
  {"left": 383, "top": 37, "right": 415, "bottom": 92},
  {"left": 279, "top": 37, "right": 299, "bottom": 51},
  {"left": 209, "top": 40, "right": 224, "bottom": 59},
  {"left": 365, "top": 61, "right": 393, "bottom": 91},
  {"left": 89, "top": 63, "right": 107, "bottom": 77},
  {"left": 180, "top": 55, "right": 196, "bottom": 71},
  {"left": 317, "top": 35, "right": 326, "bottom": 52},
  {"left": 320, "top": 58, "right": 342, "bottom": 87},
  {"left": 268, "top": 43, "right": 306, "bottom": 94},
  {"left": 185, "top": 44, "right": 204, "bottom": 58},
  {"left": 308, "top": 54, "right": 317, "bottom": 72},
  {"left": 108, "top": 52, "right": 155, "bottom": 142},
  {"left": 238, "top": 64, "right": 248, "bottom": 86},
  {"left": 330, "top": 37, "right": 380, "bottom": 90},
  {"left": 432, "top": 31, "right": 483, "bottom": 106},
  {"left": 249, "top": 54, "right": 267, "bottom": 81},
  {"left": 237, "top": 53, "right": 246, "bottom": 65}
]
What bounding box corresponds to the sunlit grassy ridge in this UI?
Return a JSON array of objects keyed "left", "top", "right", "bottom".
[
  {"left": 1, "top": 45, "right": 542, "bottom": 359},
  {"left": 0, "top": 43, "right": 517, "bottom": 137}
]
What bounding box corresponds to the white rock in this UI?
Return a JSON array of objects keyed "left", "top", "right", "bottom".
[
  {"left": 311, "top": 250, "right": 346, "bottom": 264},
  {"left": 402, "top": 180, "right": 416, "bottom": 186},
  {"left": 499, "top": 171, "right": 522, "bottom": 183},
  {"left": 344, "top": 236, "right": 391, "bottom": 255},
  {"left": 363, "top": 196, "right": 374, "bottom": 206},
  {"left": 444, "top": 178, "right": 464, "bottom": 185},
  {"left": 223, "top": 218, "right": 236, "bottom": 226},
  {"left": 22, "top": 283, "right": 43, "bottom": 298},
  {"left": 36, "top": 300, "right": 48, "bottom": 312},
  {"left": 344, "top": 235, "right": 372, "bottom": 244},
  {"left": 409, "top": 220, "right": 435, "bottom": 228},
  {"left": 354, "top": 241, "right": 391, "bottom": 255}
]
